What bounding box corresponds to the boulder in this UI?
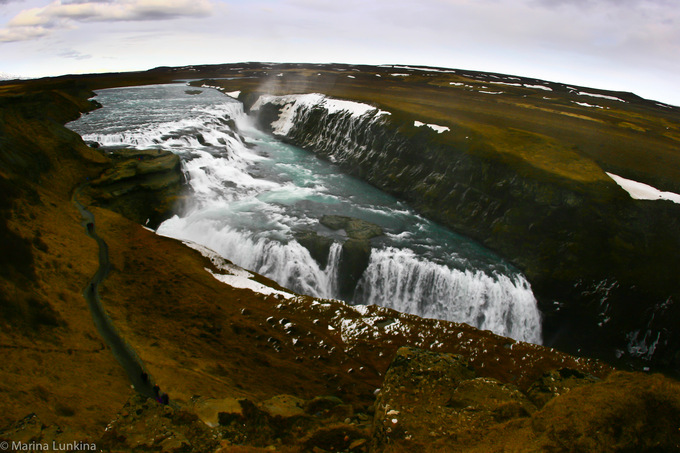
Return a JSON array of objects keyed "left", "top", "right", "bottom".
[
  {"left": 531, "top": 371, "right": 680, "bottom": 451},
  {"left": 297, "top": 216, "right": 383, "bottom": 299},
  {"left": 372, "top": 347, "right": 537, "bottom": 451},
  {"left": 193, "top": 397, "right": 242, "bottom": 428}
]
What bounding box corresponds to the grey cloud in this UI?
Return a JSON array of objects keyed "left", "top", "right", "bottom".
[{"left": 59, "top": 49, "right": 92, "bottom": 60}]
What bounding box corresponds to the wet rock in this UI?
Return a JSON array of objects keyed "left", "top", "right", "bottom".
[
  {"left": 296, "top": 215, "right": 383, "bottom": 298},
  {"left": 295, "top": 231, "right": 334, "bottom": 269},
  {"left": 337, "top": 238, "right": 371, "bottom": 300},
  {"left": 320, "top": 215, "right": 383, "bottom": 240}
]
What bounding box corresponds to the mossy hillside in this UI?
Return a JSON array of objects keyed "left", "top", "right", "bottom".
[{"left": 0, "top": 82, "right": 138, "bottom": 438}]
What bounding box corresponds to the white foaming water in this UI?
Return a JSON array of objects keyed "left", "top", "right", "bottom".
[
  {"left": 355, "top": 248, "right": 542, "bottom": 343},
  {"left": 69, "top": 84, "right": 543, "bottom": 344},
  {"left": 159, "top": 214, "right": 343, "bottom": 298}
]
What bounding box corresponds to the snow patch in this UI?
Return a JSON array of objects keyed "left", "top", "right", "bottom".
[
  {"left": 182, "top": 240, "right": 297, "bottom": 299},
  {"left": 208, "top": 269, "right": 296, "bottom": 299},
  {"left": 225, "top": 91, "right": 241, "bottom": 99},
  {"left": 386, "top": 65, "right": 457, "bottom": 74},
  {"left": 414, "top": 120, "right": 450, "bottom": 134},
  {"left": 489, "top": 81, "right": 522, "bottom": 87},
  {"left": 573, "top": 101, "right": 603, "bottom": 109},
  {"left": 606, "top": 173, "right": 680, "bottom": 204},
  {"left": 523, "top": 84, "right": 552, "bottom": 91},
  {"left": 577, "top": 91, "right": 626, "bottom": 102}
]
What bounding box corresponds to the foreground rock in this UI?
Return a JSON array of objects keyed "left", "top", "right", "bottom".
[
  {"left": 83, "top": 148, "right": 186, "bottom": 229},
  {"left": 373, "top": 347, "right": 680, "bottom": 452}
]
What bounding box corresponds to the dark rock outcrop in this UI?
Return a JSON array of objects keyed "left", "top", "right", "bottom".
[
  {"left": 295, "top": 215, "right": 384, "bottom": 299},
  {"left": 83, "top": 149, "right": 187, "bottom": 229},
  {"left": 320, "top": 215, "right": 383, "bottom": 299},
  {"left": 294, "top": 230, "right": 334, "bottom": 269},
  {"left": 320, "top": 215, "right": 383, "bottom": 240}
]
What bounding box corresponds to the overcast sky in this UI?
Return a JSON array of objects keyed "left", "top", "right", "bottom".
[{"left": 1, "top": 0, "right": 678, "bottom": 105}]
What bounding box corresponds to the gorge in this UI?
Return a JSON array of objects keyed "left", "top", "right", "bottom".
[{"left": 67, "top": 83, "right": 543, "bottom": 345}]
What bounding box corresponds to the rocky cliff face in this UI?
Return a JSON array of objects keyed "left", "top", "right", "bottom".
[
  {"left": 81, "top": 148, "right": 187, "bottom": 229},
  {"left": 247, "top": 93, "right": 680, "bottom": 373}
]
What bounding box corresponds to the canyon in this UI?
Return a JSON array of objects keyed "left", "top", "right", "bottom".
[{"left": 1, "top": 63, "right": 679, "bottom": 451}]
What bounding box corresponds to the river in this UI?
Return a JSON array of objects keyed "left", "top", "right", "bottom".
[{"left": 68, "top": 83, "right": 542, "bottom": 344}]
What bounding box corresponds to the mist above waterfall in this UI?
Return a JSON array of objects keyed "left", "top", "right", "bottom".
[{"left": 69, "top": 83, "right": 542, "bottom": 344}]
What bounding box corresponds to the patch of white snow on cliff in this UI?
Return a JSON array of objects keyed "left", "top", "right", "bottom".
[
  {"left": 414, "top": 120, "right": 450, "bottom": 134},
  {"left": 182, "top": 240, "right": 297, "bottom": 299},
  {"left": 607, "top": 173, "right": 680, "bottom": 204}
]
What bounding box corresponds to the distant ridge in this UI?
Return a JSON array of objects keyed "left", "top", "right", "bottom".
[{"left": 0, "top": 71, "right": 25, "bottom": 81}]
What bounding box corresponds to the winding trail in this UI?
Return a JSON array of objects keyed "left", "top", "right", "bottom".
[{"left": 73, "top": 185, "right": 161, "bottom": 402}]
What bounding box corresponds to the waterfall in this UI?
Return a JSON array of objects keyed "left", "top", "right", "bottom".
[
  {"left": 159, "top": 216, "right": 343, "bottom": 300},
  {"left": 355, "top": 247, "right": 542, "bottom": 343},
  {"left": 69, "top": 84, "right": 543, "bottom": 346}
]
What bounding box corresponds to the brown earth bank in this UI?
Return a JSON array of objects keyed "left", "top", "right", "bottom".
[{"left": 0, "top": 66, "right": 679, "bottom": 451}]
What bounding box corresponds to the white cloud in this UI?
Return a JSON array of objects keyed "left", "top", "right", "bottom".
[
  {"left": 0, "top": 24, "right": 48, "bottom": 41},
  {"left": 1, "top": 0, "right": 213, "bottom": 42}
]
